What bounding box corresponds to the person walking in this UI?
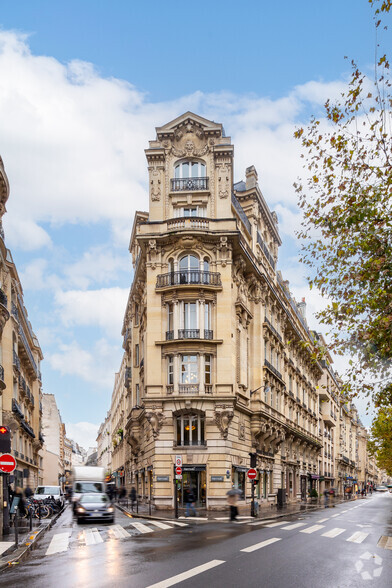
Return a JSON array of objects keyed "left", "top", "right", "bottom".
[
  {"left": 129, "top": 487, "right": 137, "bottom": 512},
  {"left": 184, "top": 487, "right": 197, "bottom": 517},
  {"left": 24, "top": 485, "right": 33, "bottom": 499},
  {"left": 119, "top": 486, "right": 126, "bottom": 504},
  {"left": 323, "top": 489, "right": 329, "bottom": 508},
  {"left": 227, "top": 492, "right": 239, "bottom": 521}
]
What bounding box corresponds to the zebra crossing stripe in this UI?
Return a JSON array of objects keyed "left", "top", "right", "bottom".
[
  {"left": 346, "top": 531, "right": 369, "bottom": 544},
  {"left": 300, "top": 525, "right": 325, "bottom": 534},
  {"left": 322, "top": 528, "right": 345, "bottom": 538},
  {"left": 130, "top": 521, "right": 154, "bottom": 533},
  {"left": 45, "top": 532, "right": 70, "bottom": 555},
  {"left": 282, "top": 523, "right": 306, "bottom": 530},
  {"left": 109, "top": 524, "right": 131, "bottom": 539},
  {"left": 148, "top": 521, "right": 173, "bottom": 530},
  {"left": 265, "top": 521, "right": 290, "bottom": 528},
  {"left": 163, "top": 521, "right": 188, "bottom": 527}
]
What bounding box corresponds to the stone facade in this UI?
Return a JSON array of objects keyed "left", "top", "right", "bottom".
[{"left": 100, "top": 113, "right": 381, "bottom": 510}]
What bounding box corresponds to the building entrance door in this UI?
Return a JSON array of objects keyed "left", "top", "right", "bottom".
[{"left": 180, "top": 467, "right": 206, "bottom": 507}]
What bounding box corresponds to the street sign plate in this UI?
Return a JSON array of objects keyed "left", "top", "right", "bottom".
[
  {"left": 247, "top": 468, "right": 257, "bottom": 480},
  {"left": 0, "top": 453, "right": 16, "bottom": 473},
  {"left": 175, "top": 475, "right": 182, "bottom": 480},
  {"left": 175, "top": 466, "right": 182, "bottom": 475},
  {"left": 175, "top": 455, "right": 182, "bottom": 467}
]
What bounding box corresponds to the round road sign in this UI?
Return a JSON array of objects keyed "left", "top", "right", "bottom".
[
  {"left": 0, "top": 453, "right": 16, "bottom": 473},
  {"left": 175, "top": 466, "right": 182, "bottom": 475},
  {"left": 247, "top": 468, "right": 257, "bottom": 480}
]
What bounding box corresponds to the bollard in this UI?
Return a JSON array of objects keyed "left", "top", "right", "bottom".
[
  {"left": 14, "top": 508, "right": 19, "bottom": 547},
  {"left": 29, "top": 507, "right": 33, "bottom": 531},
  {"left": 136, "top": 499, "right": 138, "bottom": 514},
  {"left": 38, "top": 502, "right": 41, "bottom": 523}
]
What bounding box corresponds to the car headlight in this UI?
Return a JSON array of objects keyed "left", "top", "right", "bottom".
[
  {"left": 107, "top": 507, "right": 114, "bottom": 513},
  {"left": 76, "top": 507, "right": 86, "bottom": 513}
]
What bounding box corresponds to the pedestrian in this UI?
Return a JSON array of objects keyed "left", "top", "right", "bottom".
[
  {"left": 184, "top": 487, "right": 197, "bottom": 517},
  {"left": 227, "top": 492, "right": 239, "bottom": 521},
  {"left": 14, "top": 488, "right": 26, "bottom": 517},
  {"left": 119, "top": 486, "right": 126, "bottom": 504},
  {"left": 323, "top": 489, "right": 329, "bottom": 508},
  {"left": 24, "top": 485, "right": 33, "bottom": 499},
  {"left": 129, "top": 487, "right": 137, "bottom": 512}
]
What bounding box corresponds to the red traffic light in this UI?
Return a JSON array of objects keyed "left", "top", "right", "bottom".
[{"left": 0, "top": 426, "right": 8, "bottom": 434}]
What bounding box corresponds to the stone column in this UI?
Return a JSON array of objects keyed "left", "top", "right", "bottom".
[{"left": 174, "top": 354, "right": 179, "bottom": 394}]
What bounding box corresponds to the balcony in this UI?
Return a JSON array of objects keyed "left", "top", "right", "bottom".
[
  {"left": 156, "top": 270, "right": 222, "bottom": 289},
  {"left": 12, "top": 398, "right": 24, "bottom": 419},
  {"left": 13, "top": 350, "right": 20, "bottom": 371},
  {"left": 11, "top": 301, "right": 18, "bottom": 320},
  {"left": 257, "top": 232, "right": 276, "bottom": 270},
  {"left": 170, "top": 177, "right": 209, "bottom": 191},
  {"left": 21, "top": 420, "right": 35, "bottom": 438},
  {"left": 39, "top": 432, "right": 44, "bottom": 443},
  {"left": 166, "top": 330, "right": 174, "bottom": 341},
  {"left": 124, "top": 367, "right": 132, "bottom": 388},
  {"left": 18, "top": 324, "right": 38, "bottom": 376},
  {"left": 178, "top": 329, "right": 200, "bottom": 339},
  {"left": 179, "top": 384, "right": 199, "bottom": 394},
  {"left": 0, "top": 288, "right": 7, "bottom": 308},
  {"left": 263, "top": 317, "right": 282, "bottom": 341},
  {"left": 0, "top": 364, "right": 5, "bottom": 390},
  {"left": 264, "top": 359, "right": 283, "bottom": 381}
]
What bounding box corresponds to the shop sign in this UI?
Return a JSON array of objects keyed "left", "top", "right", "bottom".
[
  {"left": 156, "top": 476, "right": 169, "bottom": 482},
  {"left": 211, "top": 475, "right": 224, "bottom": 482}
]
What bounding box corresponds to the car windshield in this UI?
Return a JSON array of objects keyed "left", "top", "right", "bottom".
[
  {"left": 80, "top": 494, "right": 108, "bottom": 504},
  {"left": 36, "top": 487, "right": 60, "bottom": 495},
  {"left": 75, "top": 482, "right": 104, "bottom": 493}
]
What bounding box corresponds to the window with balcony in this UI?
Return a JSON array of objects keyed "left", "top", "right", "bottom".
[
  {"left": 174, "top": 161, "right": 206, "bottom": 178},
  {"left": 205, "top": 355, "right": 212, "bottom": 385},
  {"left": 175, "top": 206, "right": 206, "bottom": 218},
  {"left": 176, "top": 413, "right": 205, "bottom": 446},
  {"left": 181, "top": 354, "right": 198, "bottom": 385}
]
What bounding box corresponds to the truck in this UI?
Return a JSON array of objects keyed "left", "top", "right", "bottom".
[{"left": 70, "top": 466, "right": 106, "bottom": 509}]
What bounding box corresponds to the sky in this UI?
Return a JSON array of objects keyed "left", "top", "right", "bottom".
[{"left": 0, "top": 0, "right": 384, "bottom": 448}]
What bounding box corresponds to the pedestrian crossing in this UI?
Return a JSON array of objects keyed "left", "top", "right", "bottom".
[{"left": 44, "top": 520, "right": 189, "bottom": 556}]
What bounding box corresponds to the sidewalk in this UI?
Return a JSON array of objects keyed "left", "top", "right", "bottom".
[{"left": 117, "top": 495, "right": 361, "bottom": 522}]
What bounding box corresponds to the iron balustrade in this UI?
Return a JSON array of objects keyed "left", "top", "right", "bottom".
[
  {"left": 264, "top": 316, "right": 282, "bottom": 341},
  {"left": 257, "top": 232, "right": 276, "bottom": 270},
  {"left": 231, "top": 193, "right": 251, "bottom": 234},
  {"left": 13, "top": 350, "right": 20, "bottom": 371},
  {"left": 21, "top": 420, "right": 35, "bottom": 438},
  {"left": 0, "top": 364, "right": 4, "bottom": 382},
  {"left": 12, "top": 398, "right": 24, "bottom": 419},
  {"left": 178, "top": 383, "right": 199, "bottom": 394},
  {"left": 0, "top": 288, "right": 7, "bottom": 307},
  {"left": 156, "top": 270, "right": 221, "bottom": 288},
  {"left": 11, "top": 301, "right": 18, "bottom": 320},
  {"left": 204, "top": 329, "right": 213, "bottom": 340},
  {"left": 264, "top": 359, "right": 283, "bottom": 381},
  {"left": 18, "top": 324, "right": 38, "bottom": 375},
  {"left": 178, "top": 329, "right": 200, "bottom": 339},
  {"left": 170, "top": 177, "right": 208, "bottom": 191},
  {"left": 124, "top": 367, "right": 132, "bottom": 387},
  {"left": 288, "top": 390, "right": 294, "bottom": 398},
  {"left": 166, "top": 330, "right": 174, "bottom": 340}
]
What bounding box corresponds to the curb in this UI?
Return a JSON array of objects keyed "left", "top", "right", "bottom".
[
  {"left": 0, "top": 506, "right": 65, "bottom": 572},
  {"left": 116, "top": 497, "right": 357, "bottom": 524}
]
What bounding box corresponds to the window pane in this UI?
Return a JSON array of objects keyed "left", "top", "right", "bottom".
[
  {"left": 184, "top": 417, "right": 190, "bottom": 445},
  {"left": 204, "top": 303, "right": 210, "bottom": 329},
  {"left": 177, "top": 418, "right": 181, "bottom": 445},
  {"left": 199, "top": 163, "right": 206, "bottom": 177},
  {"left": 182, "top": 162, "right": 189, "bottom": 178},
  {"left": 175, "top": 164, "right": 180, "bottom": 178},
  {"left": 192, "top": 162, "right": 199, "bottom": 177}
]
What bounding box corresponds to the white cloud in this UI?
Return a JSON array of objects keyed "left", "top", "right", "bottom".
[
  {"left": 63, "top": 246, "right": 130, "bottom": 289},
  {"left": 54, "top": 287, "right": 128, "bottom": 339},
  {"left": 65, "top": 421, "right": 100, "bottom": 451},
  {"left": 4, "top": 217, "right": 52, "bottom": 251},
  {"left": 47, "top": 338, "right": 121, "bottom": 388}
]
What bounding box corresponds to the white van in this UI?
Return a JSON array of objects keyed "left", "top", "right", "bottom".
[{"left": 34, "top": 485, "right": 65, "bottom": 507}]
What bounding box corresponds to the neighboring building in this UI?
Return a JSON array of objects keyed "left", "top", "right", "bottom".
[
  {"left": 110, "top": 357, "right": 127, "bottom": 488},
  {"left": 97, "top": 412, "right": 111, "bottom": 474},
  {"left": 40, "top": 394, "right": 64, "bottom": 485},
  {"left": 64, "top": 437, "right": 73, "bottom": 483},
  {"left": 0, "top": 156, "right": 44, "bottom": 533}
]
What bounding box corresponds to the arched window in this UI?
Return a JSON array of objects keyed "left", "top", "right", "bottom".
[
  {"left": 179, "top": 254, "right": 199, "bottom": 284},
  {"left": 174, "top": 161, "right": 206, "bottom": 179},
  {"left": 176, "top": 412, "right": 205, "bottom": 446}
]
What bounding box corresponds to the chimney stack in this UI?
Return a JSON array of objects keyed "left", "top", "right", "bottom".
[{"left": 245, "top": 165, "right": 258, "bottom": 190}]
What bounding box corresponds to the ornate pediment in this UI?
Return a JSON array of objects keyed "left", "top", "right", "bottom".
[{"left": 156, "top": 112, "right": 224, "bottom": 142}]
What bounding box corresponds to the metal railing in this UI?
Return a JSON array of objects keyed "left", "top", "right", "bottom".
[
  {"left": 0, "top": 288, "right": 7, "bottom": 307},
  {"left": 18, "top": 324, "right": 38, "bottom": 375},
  {"left": 13, "top": 350, "right": 20, "bottom": 371},
  {"left": 171, "top": 177, "right": 209, "bottom": 191},
  {"left": 204, "top": 329, "right": 213, "bottom": 339},
  {"left": 166, "top": 330, "right": 174, "bottom": 341},
  {"left": 178, "top": 329, "right": 200, "bottom": 339},
  {"left": 264, "top": 359, "right": 283, "bottom": 381},
  {"left": 264, "top": 316, "right": 282, "bottom": 341},
  {"left": 156, "top": 270, "right": 222, "bottom": 288},
  {"left": 11, "top": 301, "right": 18, "bottom": 320},
  {"left": 21, "top": 421, "right": 35, "bottom": 438},
  {"left": 257, "top": 232, "right": 276, "bottom": 270},
  {"left": 0, "top": 364, "right": 4, "bottom": 382},
  {"left": 231, "top": 193, "right": 251, "bottom": 234},
  {"left": 12, "top": 398, "right": 24, "bottom": 419}
]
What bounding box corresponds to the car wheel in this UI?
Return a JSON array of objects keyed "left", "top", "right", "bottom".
[{"left": 76, "top": 518, "right": 83, "bottom": 525}]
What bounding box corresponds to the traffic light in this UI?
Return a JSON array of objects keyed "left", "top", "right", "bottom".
[
  {"left": 249, "top": 452, "right": 257, "bottom": 468},
  {"left": 0, "top": 426, "right": 11, "bottom": 453}
]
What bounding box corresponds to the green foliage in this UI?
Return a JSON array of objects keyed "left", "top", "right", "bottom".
[
  {"left": 310, "top": 488, "right": 318, "bottom": 498},
  {"left": 294, "top": 3, "right": 392, "bottom": 403},
  {"left": 369, "top": 406, "right": 392, "bottom": 475}
]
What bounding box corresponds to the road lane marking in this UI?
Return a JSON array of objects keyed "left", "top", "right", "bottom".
[
  {"left": 330, "top": 514, "right": 340, "bottom": 518},
  {"left": 282, "top": 523, "right": 306, "bottom": 530},
  {"left": 317, "top": 518, "right": 330, "bottom": 523},
  {"left": 0, "top": 542, "right": 13, "bottom": 555},
  {"left": 346, "top": 531, "right": 368, "bottom": 543},
  {"left": 265, "top": 521, "right": 290, "bottom": 527},
  {"left": 109, "top": 524, "right": 130, "bottom": 539},
  {"left": 240, "top": 537, "right": 281, "bottom": 553},
  {"left": 341, "top": 510, "right": 348, "bottom": 513},
  {"left": 322, "top": 528, "right": 345, "bottom": 538},
  {"left": 146, "top": 559, "right": 225, "bottom": 588},
  {"left": 377, "top": 536, "right": 392, "bottom": 549},
  {"left": 45, "top": 532, "right": 70, "bottom": 555},
  {"left": 163, "top": 521, "right": 188, "bottom": 527},
  {"left": 130, "top": 522, "right": 154, "bottom": 534},
  {"left": 300, "top": 525, "right": 325, "bottom": 534},
  {"left": 149, "top": 521, "right": 173, "bottom": 530},
  {"left": 249, "top": 519, "right": 276, "bottom": 526}
]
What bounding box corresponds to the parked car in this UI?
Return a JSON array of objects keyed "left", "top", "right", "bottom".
[
  {"left": 74, "top": 493, "right": 115, "bottom": 524},
  {"left": 375, "top": 485, "right": 388, "bottom": 492},
  {"left": 33, "top": 485, "right": 65, "bottom": 507}
]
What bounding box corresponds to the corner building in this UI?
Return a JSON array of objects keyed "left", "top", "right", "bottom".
[{"left": 123, "top": 113, "right": 323, "bottom": 511}]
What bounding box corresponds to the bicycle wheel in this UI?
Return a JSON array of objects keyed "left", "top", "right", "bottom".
[{"left": 35, "top": 504, "right": 51, "bottom": 519}]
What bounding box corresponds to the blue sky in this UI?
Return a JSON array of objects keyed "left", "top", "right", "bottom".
[{"left": 0, "top": 1, "right": 383, "bottom": 447}]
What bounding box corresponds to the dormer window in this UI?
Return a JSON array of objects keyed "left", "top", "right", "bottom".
[{"left": 174, "top": 161, "right": 206, "bottom": 179}]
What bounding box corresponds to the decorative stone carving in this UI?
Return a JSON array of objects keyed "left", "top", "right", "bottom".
[
  {"left": 171, "top": 141, "right": 209, "bottom": 158},
  {"left": 218, "top": 163, "right": 230, "bottom": 198},
  {"left": 146, "top": 411, "right": 164, "bottom": 439},
  {"left": 214, "top": 409, "right": 234, "bottom": 439},
  {"left": 150, "top": 169, "right": 161, "bottom": 201}
]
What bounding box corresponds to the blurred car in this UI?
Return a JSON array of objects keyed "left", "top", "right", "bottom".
[
  {"left": 34, "top": 485, "right": 65, "bottom": 507},
  {"left": 74, "top": 492, "right": 115, "bottom": 524},
  {"left": 375, "top": 485, "right": 388, "bottom": 492}
]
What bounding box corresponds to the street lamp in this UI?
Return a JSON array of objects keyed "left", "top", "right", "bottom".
[{"left": 250, "top": 385, "right": 270, "bottom": 397}]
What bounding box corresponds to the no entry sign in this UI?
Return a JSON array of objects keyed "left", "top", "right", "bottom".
[
  {"left": 0, "top": 453, "right": 16, "bottom": 473},
  {"left": 247, "top": 468, "right": 257, "bottom": 480},
  {"left": 175, "top": 466, "right": 182, "bottom": 475}
]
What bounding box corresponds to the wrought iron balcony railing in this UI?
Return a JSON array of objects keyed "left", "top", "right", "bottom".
[
  {"left": 264, "top": 359, "right": 283, "bottom": 381},
  {"left": 257, "top": 232, "right": 276, "bottom": 270},
  {"left": 0, "top": 288, "right": 7, "bottom": 308},
  {"left": 178, "top": 329, "right": 200, "bottom": 339},
  {"left": 12, "top": 398, "right": 24, "bottom": 419},
  {"left": 156, "top": 270, "right": 221, "bottom": 288},
  {"left": 204, "top": 329, "right": 213, "bottom": 340},
  {"left": 13, "top": 350, "right": 20, "bottom": 371},
  {"left": 170, "top": 177, "right": 208, "bottom": 191},
  {"left": 21, "top": 420, "right": 35, "bottom": 438},
  {"left": 166, "top": 330, "right": 174, "bottom": 341},
  {"left": 0, "top": 364, "right": 4, "bottom": 382},
  {"left": 11, "top": 301, "right": 18, "bottom": 320}
]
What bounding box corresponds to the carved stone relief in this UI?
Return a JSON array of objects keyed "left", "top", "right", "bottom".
[
  {"left": 214, "top": 409, "right": 234, "bottom": 439},
  {"left": 145, "top": 411, "right": 164, "bottom": 439}
]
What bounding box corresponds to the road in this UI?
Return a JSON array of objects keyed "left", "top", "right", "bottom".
[{"left": 0, "top": 492, "right": 391, "bottom": 587}]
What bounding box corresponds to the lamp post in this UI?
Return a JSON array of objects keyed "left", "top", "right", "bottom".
[{"left": 250, "top": 385, "right": 270, "bottom": 397}]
